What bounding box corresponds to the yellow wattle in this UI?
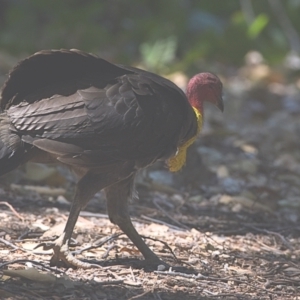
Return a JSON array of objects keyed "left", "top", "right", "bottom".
[{"left": 168, "top": 107, "right": 203, "bottom": 172}]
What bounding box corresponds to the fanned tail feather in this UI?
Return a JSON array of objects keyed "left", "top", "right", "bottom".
[{"left": 0, "top": 114, "right": 24, "bottom": 176}]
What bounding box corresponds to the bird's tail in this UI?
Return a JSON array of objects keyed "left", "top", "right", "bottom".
[{"left": 0, "top": 113, "right": 24, "bottom": 177}]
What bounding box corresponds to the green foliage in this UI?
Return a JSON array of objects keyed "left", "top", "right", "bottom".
[
  {"left": 0, "top": 0, "right": 299, "bottom": 69},
  {"left": 140, "top": 36, "right": 177, "bottom": 72},
  {"left": 248, "top": 14, "right": 269, "bottom": 39}
]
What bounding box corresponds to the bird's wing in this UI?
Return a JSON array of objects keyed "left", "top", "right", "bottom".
[
  {"left": 0, "top": 49, "right": 130, "bottom": 110},
  {"left": 2, "top": 49, "right": 197, "bottom": 168},
  {"left": 7, "top": 73, "right": 194, "bottom": 167}
]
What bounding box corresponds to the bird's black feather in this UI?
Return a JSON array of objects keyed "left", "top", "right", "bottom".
[{"left": 1, "top": 49, "right": 198, "bottom": 168}]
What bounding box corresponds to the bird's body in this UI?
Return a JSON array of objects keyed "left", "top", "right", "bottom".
[
  {"left": 1, "top": 50, "right": 199, "bottom": 175},
  {"left": 0, "top": 49, "right": 223, "bottom": 268}
]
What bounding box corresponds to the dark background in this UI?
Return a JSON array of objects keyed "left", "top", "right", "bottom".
[{"left": 1, "top": 0, "right": 300, "bottom": 71}]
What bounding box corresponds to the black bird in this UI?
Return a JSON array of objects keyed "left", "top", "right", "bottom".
[{"left": 0, "top": 49, "right": 223, "bottom": 268}]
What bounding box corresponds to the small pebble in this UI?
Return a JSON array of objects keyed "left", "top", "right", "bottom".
[{"left": 157, "top": 264, "right": 166, "bottom": 271}]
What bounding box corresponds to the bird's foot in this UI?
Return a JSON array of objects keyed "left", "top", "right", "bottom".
[
  {"left": 37, "top": 235, "right": 101, "bottom": 269},
  {"left": 50, "top": 239, "right": 101, "bottom": 269}
]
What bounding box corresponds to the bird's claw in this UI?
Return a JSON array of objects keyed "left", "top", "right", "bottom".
[
  {"left": 50, "top": 242, "right": 100, "bottom": 269},
  {"left": 37, "top": 236, "right": 101, "bottom": 269}
]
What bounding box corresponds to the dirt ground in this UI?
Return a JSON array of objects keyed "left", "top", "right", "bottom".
[{"left": 1, "top": 62, "right": 300, "bottom": 299}]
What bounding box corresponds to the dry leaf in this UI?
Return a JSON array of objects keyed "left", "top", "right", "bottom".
[
  {"left": 119, "top": 246, "right": 140, "bottom": 255},
  {"left": 4, "top": 268, "right": 56, "bottom": 283}
]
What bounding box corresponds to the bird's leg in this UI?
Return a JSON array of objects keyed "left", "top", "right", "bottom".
[
  {"left": 48, "top": 172, "right": 117, "bottom": 269},
  {"left": 105, "top": 175, "right": 165, "bottom": 267}
]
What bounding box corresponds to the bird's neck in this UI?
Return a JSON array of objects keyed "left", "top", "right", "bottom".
[
  {"left": 167, "top": 106, "right": 203, "bottom": 172},
  {"left": 192, "top": 106, "right": 203, "bottom": 135},
  {"left": 187, "top": 78, "right": 204, "bottom": 116}
]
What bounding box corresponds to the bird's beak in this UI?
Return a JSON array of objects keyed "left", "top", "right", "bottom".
[{"left": 216, "top": 96, "right": 224, "bottom": 112}]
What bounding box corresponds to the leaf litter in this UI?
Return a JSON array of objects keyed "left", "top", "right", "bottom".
[{"left": 1, "top": 59, "right": 300, "bottom": 299}]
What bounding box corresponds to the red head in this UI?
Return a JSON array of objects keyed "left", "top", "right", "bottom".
[{"left": 187, "top": 72, "right": 224, "bottom": 115}]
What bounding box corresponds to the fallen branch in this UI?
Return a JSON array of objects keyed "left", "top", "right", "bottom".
[{"left": 0, "top": 201, "right": 24, "bottom": 221}]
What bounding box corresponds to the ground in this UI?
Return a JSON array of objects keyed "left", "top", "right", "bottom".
[{"left": 1, "top": 61, "right": 300, "bottom": 299}]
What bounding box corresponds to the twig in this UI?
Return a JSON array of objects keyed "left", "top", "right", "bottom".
[
  {"left": 128, "top": 290, "right": 151, "bottom": 300},
  {"left": 129, "top": 266, "right": 136, "bottom": 282},
  {"left": 0, "top": 259, "right": 64, "bottom": 274},
  {"left": 18, "top": 229, "right": 33, "bottom": 240},
  {"left": 0, "top": 201, "right": 24, "bottom": 221},
  {"left": 102, "top": 244, "right": 118, "bottom": 259},
  {"left": 71, "top": 233, "right": 123, "bottom": 255},
  {"left": 140, "top": 235, "right": 179, "bottom": 262},
  {"left": 96, "top": 279, "right": 124, "bottom": 285},
  {"left": 153, "top": 199, "right": 189, "bottom": 230},
  {"left": 0, "top": 238, "right": 20, "bottom": 251},
  {"left": 244, "top": 225, "right": 293, "bottom": 250},
  {"left": 154, "top": 270, "right": 193, "bottom": 278},
  {"left": 202, "top": 291, "right": 245, "bottom": 298},
  {"left": 140, "top": 215, "right": 186, "bottom": 231},
  {"left": 154, "top": 270, "right": 246, "bottom": 284},
  {"left": 79, "top": 211, "right": 109, "bottom": 218},
  {"left": 13, "top": 237, "right": 56, "bottom": 243},
  {"left": 154, "top": 292, "right": 162, "bottom": 300},
  {"left": 154, "top": 270, "right": 291, "bottom": 296},
  {"left": 107, "top": 269, "right": 122, "bottom": 280}
]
